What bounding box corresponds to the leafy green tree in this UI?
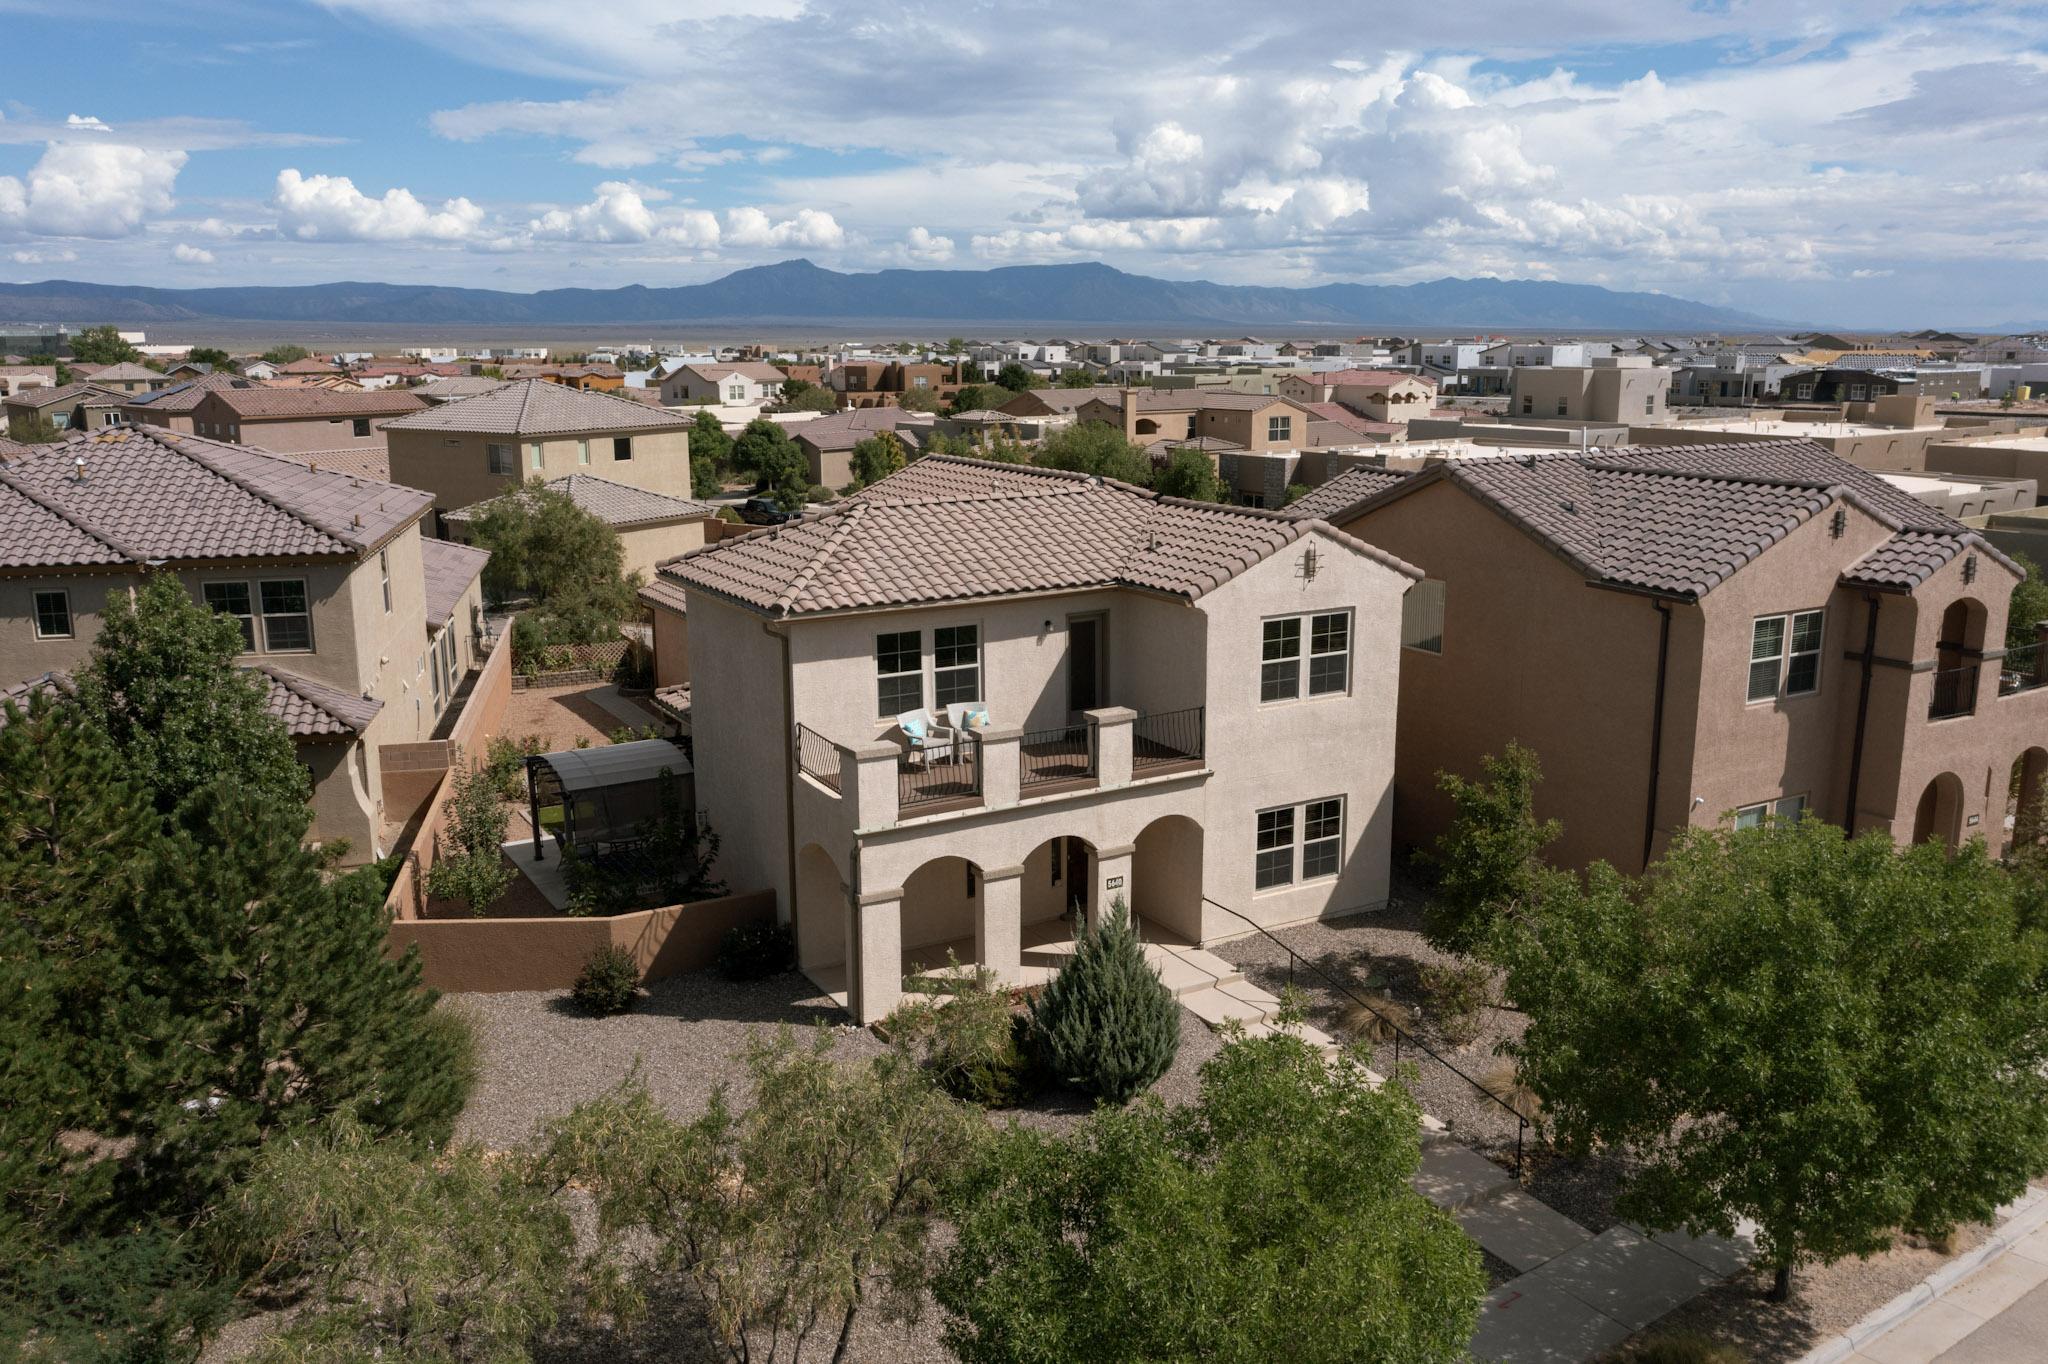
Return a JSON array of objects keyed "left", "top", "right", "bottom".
[
  {"left": 70, "top": 324, "right": 141, "bottom": 365},
  {"left": 946, "top": 382, "right": 1006, "bottom": 415},
  {"left": 221, "top": 1117, "right": 573, "bottom": 1364},
  {"left": 1056, "top": 368, "right": 1097, "bottom": 387},
  {"left": 943, "top": 336, "right": 968, "bottom": 355},
  {"left": 74, "top": 573, "right": 308, "bottom": 816},
  {"left": 896, "top": 383, "right": 943, "bottom": 413},
  {"left": 184, "top": 346, "right": 238, "bottom": 372},
  {"left": 467, "top": 479, "right": 642, "bottom": 638},
  {"left": 261, "top": 344, "right": 311, "bottom": 365},
  {"left": 690, "top": 409, "right": 732, "bottom": 492},
  {"left": 5, "top": 411, "right": 63, "bottom": 444},
  {"left": 538, "top": 1027, "right": 984, "bottom": 1364},
  {"left": 773, "top": 378, "right": 840, "bottom": 413},
  {"left": 936, "top": 1022, "right": 1486, "bottom": 1363},
  {"left": 1278, "top": 482, "right": 1311, "bottom": 509},
  {"left": 1504, "top": 819, "right": 2048, "bottom": 1301},
  {"left": 732, "top": 417, "right": 811, "bottom": 509},
  {"left": 2007, "top": 551, "right": 2048, "bottom": 650},
  {"left": 1035, "top": 420, "right": 1154, "bottom": 486},
  {"left": 1422, "top": 743, "right": 1562, "bottom": 959},
  {"left": 1151, "top": 445, "right": 1226, "bottom": 501},
  {"left": 1028, "top": 899, "right": 1179, "bottom": 1103},
  {"left": 423, "top": 758, "right": 513, "bottom": 915},
  {"left": 850, "top": 430, "right": 908, "bottom": 488},
  {"left": 994, "top": 362, "right": 1037, "bottom": 392}
]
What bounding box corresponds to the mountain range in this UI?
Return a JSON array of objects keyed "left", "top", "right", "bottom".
[{"left": 0, "top": 260, "right": 1777, "bottom": 331}]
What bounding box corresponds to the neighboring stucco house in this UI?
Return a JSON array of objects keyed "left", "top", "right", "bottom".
[
  {"left": 660, "top": 362, "right": 787, "bottom": 407},
  {"left": 79, "top": 362, "right": 165, "bottom": 395},
  {"left": 442, "top": 473, "right": 718, "bottom": 584},
  {"left": 1509, "top": 359, "right": 1670, "bottom": 424},
  {"left": 189, "top": 385, "right": 425, "bottom": 454},
  {"left": 0, "top": 365, "right": 57, "bottom": 398},
  {"left": 658, "top": 454, "right": 1420, "bottom": 1022},
  {"left": 0, "top": 425, "right": 488, "bottom": 862},
  {"left": 1276, "top": 369, "right": 1438, "bottom": 425},
  {"left": 120, "top": 371, "right": 247, "bottom": 434},
  {"left": 2, "top": 382, "right": 130, "bottom": 434},
  {"left": 1315, "top": 439, "right": 2048, "bottom": 874},
  {"left": 382, "top": 379, "right": 694, "bottom": 516},
  {"left": 794, "top": 407, "right": 937, "bottom": 489}
]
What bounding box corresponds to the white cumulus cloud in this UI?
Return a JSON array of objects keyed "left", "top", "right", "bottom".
[
  {"left": 898, "top": 226, "right": 954, "bottom": 262},
  {"left": 0, "top": 143, "right": 185, "bottom": 238},
  {"left": 173, "top": 242, "right": 215, "bottom": 263},
  {"left": 723, "top": 205, "right": 844, "bottom": 249},
  {"left": 272, "top": 168, "right": 487, "bottom": 242}
]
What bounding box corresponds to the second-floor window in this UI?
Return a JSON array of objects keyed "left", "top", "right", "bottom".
[
  {"left": 933, "top": 625, "right": 981, "bottom": 706},
  {"left": 529, "top": 442, "right": 544, "bottom": 470},
  {"left": 578, "top": 440, "right": 591, "bottom": 465},
  {"left": 1260, "top": 610, "right": 1351, "bottom": 702},
  {"left": 1267, "top": 415, "right": 1291, "bottom": 442},
  {"left": 352, "top": 418, "right": 371, "bottom": 437},
  {"left": 488, "top": 443, "right": 515, "bottom": 475},
  {"left": 1735, "top": 794, "right": 1806, "bottom": 830},
  {"left": 204, "top": 582, "right": 255, "bottom": 650},
  {"left": 614, "top": 436, "right": 633, "bottom": 461},
  {"left": 1748, "top": 610, "right": 1823, "bottom": 702},
  {"left": 259, "top": 579, "right": 313, "bottom": 652},
  {"left": 32, "top": 589, "right": 71, "bottom": 639},
  {"left": 877, "top": 630, "right": 922, "bottom": 717}
]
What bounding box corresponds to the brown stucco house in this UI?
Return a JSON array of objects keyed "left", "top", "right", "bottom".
[
  {"left": 0, "top": 425, "right": 489, "bottom": 863},
  {"left": 189, "top": 384, "right": 425, "bottom": 454},
  {"left": 1313, "top": 439, "right": 2048, "bottom": 872}
]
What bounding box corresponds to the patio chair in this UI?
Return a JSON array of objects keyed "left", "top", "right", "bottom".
[
  {"left": 895, "top": 707, "right": 957, "bottom": 767},
  {"left": 945, "top": 701, "right": 993, "bottom": 736}
]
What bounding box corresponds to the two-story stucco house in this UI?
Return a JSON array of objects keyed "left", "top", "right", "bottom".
[
  {"left": 659, "top": 362, "right": 787, "bottom": 407},
  {"left": 382, "top": 378, "right": 694, "bottom": 518},
  {"left": 0, "top": 425, "right": 489, "bottom": 861},
  {"left": 1308, "top": 439, "right": 2048, "bottom": 873},
  {"left": 189, "top": 384, "right": 425, "bottom": 455},
  {"left": 657, "top": 455, "right": 1421, "bottom": 1022}
]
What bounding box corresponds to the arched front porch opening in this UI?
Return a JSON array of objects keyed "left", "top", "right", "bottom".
[
  {"left": 900, "top": 855, "right": 986, "bottom": 975},
  {"left": 1022, "top": 835, "right": 1097, "bottom": 937},
  {"left": 1911, "top": 772, "right": 1966, "bottom": 850},
  {"left": 1133, "top": 814, "right": 1205, "bottom": 944},
  {"left": 2010, "top": 748, "right": 2048, "bottom": 850},
  {"left": 795, "top": 842, "right": 847, "bottom": 980}
]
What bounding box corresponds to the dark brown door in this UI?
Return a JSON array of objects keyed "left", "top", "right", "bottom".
[
  {"left": 1068, "top": 616, "right": 1102, "bottom": 714},
  {"left": 1064, "top": 838, "right": 1091, "bottom": 917}
]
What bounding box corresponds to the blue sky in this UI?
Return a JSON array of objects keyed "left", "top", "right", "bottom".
[{"left": 4, "top": 0, "right": 2048, "bottom": 327}]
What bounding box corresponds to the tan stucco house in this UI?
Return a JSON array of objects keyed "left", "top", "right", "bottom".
[
  {"left": 660, "top": 362, "right": 787, "bottom": 407},
  {"left": 0, "top": 425, "right": 488, "bottom": 862},
  {"left": 658, "top": 455, "right": 1420, "bottom": 1021},
  {"left": 189, "top": 384, "right": 424, "bottom": 455},
  {"left": 442, "top": 472, "right": 718, "bottom": 584}
]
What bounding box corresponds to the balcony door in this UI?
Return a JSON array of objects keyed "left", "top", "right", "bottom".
[{"left": 1067, "top": 613, "right": 1106, "bottom": 716}]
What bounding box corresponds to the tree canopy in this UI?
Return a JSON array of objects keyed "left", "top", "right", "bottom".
[
  {"left": 467, "top": 478, "right": 641, "bottom": 639},
  {"left": 1422, "top": 742, "right": 1562, "bottom": 960},
  {"left": 71, "top": 324, "right": 141, "bottom": 366},
  {"left": 850, "top": 430, "right": 908, "bottom": 488},
  {"left": 946, "top": 382, "right": 1007, "bottom": 415},
  {"left": 2007, "top": 550, "right": 2048, "bottom": 650},
  {"left": 689, "top": 409, "right": 732, "bottom": 498},
  {"left": 260, "top": 344, "right": 311, "bottom": 365},
  {"left": 1035, "top": 420, "right": 1154, "bottom": 485},
  {"left": 1151, "top": 445, "right": 1227, "bottom": 502},
  {"left": 184, "top": 346, "right": 238, "bottom": 372},
  {"left": 994, "top": 362, "right": 1038, "bottom": 392},
  {"left": 772, "top": 378, "right": 840, "bottom": 413},
  {"left": 731, "top": 417, "right": 810, "bottom": 509}
]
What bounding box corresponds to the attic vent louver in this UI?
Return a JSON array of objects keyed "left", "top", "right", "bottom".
[
  {"left": 1831, "top": 507, "right": 1846, "bottom": 539},
  {"left": 1964, "top": 553, "right": 1978, "bottom": 585}
]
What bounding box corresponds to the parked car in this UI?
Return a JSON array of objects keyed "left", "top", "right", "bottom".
[{"left": 739, "top": 496, "right": 795, "bottom": 525}]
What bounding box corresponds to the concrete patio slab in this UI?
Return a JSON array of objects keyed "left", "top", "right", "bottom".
[
  {"left": 1456, "top": 1189, "right": 1593, "bottom": 1273},
  {"left": 1469, "top": 1279, "right": 1633, "bottom": 1364},
  {"left": 502, "top": 833, "right": 567, "bottom": 909},
  {"left": 1411, "top": 1138, "right": 1516, "bottom": 1210},
  {"left": 1532, "top": 1225, "right": 1725, "bottom": 1332}
]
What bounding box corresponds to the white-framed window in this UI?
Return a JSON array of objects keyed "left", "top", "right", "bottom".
[
  {"left": 876, "top": 630, "right": 922, "bottom": 717},
  {"left": 1260, "top": 610, "right": 1351, "bottom": 702},
  {"left": 258, "top": 579, "right": 313, "bottom": 652},
  {"left": 1255, "top": 805, "right": 1295, "bottom": 889},
  {"left": 379, "top": 548, "right": 392, "bottom": 613},
  {"left": 1402, "top": 578, "right": 1446, "bottom": 653},
  {"left": 933, "top": 625, "right": 981, "bottom": 707},
  {"left": 1735, "top": 794, "right": 1807, "bottom": 830},
  {"left": 32, "top": 589, "right": 71, "bottom": 639},
  {"left": 1266, "top": 415, "right": 1292, "bottom": 442},
  {"left": 487, "top": 442, "right": 515, "bottom": 475},
  {"left": 1849, "top": 383, "right": 1868, "bottom": 401},
  {"left": 1256, "top": 795, "right": 1345, "bottom": 890},
  {"left": 1796, "top": 383, "right": 1814, "bottom": 400},
  {"left": 578, "top": 439, "right": 590, "bottom": 465},
  {"left": 352, "top": 418, "right": 371, "bottom": 437},
  {"left": 528, "top": 441, "right": 544, "bottom": 470},
  {"left": 1302, "top": 796, "right": 1345, "bottom": 878},
  {"left": 203, "top": 581, "right": 255, "bottom": 650},
  {"left": 1748, "top": 610, "right": 1823, "bottom": 702}
]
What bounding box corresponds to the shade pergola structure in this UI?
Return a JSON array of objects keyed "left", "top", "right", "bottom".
[{"left": 526, "top": 738, "right": 693, "bottom": 862}]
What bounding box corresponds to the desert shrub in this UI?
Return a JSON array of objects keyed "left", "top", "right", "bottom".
[
  {"left": 484, "top": 732, "right": 546, "bottom": 800},
  {"left": 1419, "top": 960, "right": 1493, "bottom": 1046},
  {"left": 572, "top": 944, "right": 641, "bottom": 1017},
  {"left": 888, "top": 966, "right": 1037, "bottom": 1107},
  {"left": 806, "top": 484, "right": 834, "bottom": 503},
  {"left": 423, "top": 758, "right": 513, "bottom": 916},
  {"left": 607, "top": 723, "right": 660, "bottom": 744},
  {"left": 561, "top": 847, "right": 642, "bottom": 917},
  {"left": 1028, "top": 898, "right": 1179, "bottom": 1103},
  {"left": 1479, "top": 1059, "right": 1543, "bottom": 1124},
  {"left": 717, "top": 921, "right": 795, "bottom": 980},
  {"left": 1612, "top": 1332, "right": 1747, "bottom": 1364},
  {"left": 1339, "top": 991, "right": 1415, "bottom": 1044}
]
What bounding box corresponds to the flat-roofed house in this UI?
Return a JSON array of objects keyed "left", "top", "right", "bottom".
[
  {"left": 0, "top": 425, "right": 488, "bottom": 861},
  {"left": 658, "top": 455, "right": 1420, "bottom": 1021}
]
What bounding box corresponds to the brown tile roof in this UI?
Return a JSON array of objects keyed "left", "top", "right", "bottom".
[
  {"left": 6, "top": 381, "right": 125, "bottom": 410},
  {"left": 417, "top": 377, "right": 510, "bottom": 402},
  {"left": 206, "top": 386, "right": 424, "bottom": 420},
  {"left": 1301, "top": 402, "right": 1402, "bottom": 437},
  {"left": 255, "top": 664, "right": 383, "bottom": 737},
  {"left": 793, "top": 407, "right": 934, "bottom": 452},
  {"left": 0, "top": 426, "right": 431, "bottom": 569},
  {"left": 382, "top": 379, "right": 687, "bottom": 436},
  {"left": 122, "top": 371, "right": 245, "bottom": 413},
  {"left": 638, "top": 576, "right": 690, "bottom": 613},
  {"left": 86, "top": 362, "right": 161, "bottom": 383},
  {"left": 664, "top": 454, "right": 1419, "bottom": 619},
  {"left": 1594, "top": 441, "right": 1961, "bottom": 536},
  {"left": 998, "top": 385, "right": 1128, "bottom": 415},
  {"left": 0, "top": 436, "right": 37, "bottom": 461},
  {"left": 1281, "top": 467, "right": 1412, "bottom": 521},
  {"left": 293, "top": 446, "right": 390, "bottom": 482},
  {"left": 420, "top": 538, "right": 490, "bottom": 630},
  {"left": 1296, "top": 369, "right": 1438, "bottom": 390},
  {"left": 1841, "top": 532, "right": 1969, "bottom": 590},
  {"left": 677, "top": 362, "right": 785, "bottom": 384},
  {"left": 278, "top": 357, "right": 340, "bottom": 375},
  {"left": 442, "top": 473, "right": 716, "bottom": 530}
]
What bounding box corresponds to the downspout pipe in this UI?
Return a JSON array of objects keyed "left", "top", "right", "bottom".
[
  {"left": 773, "top": 623, "right": 802, "bottom": 961},
  {"left": 1642, "top": 600, "right": 1673, "bottom": 871},
  {"left": 1843, "top": 592, "right": 1881, "bottom": 834}
]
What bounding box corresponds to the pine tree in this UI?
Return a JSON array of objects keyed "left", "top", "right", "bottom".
[
  {"left": 1028, "top": 898, "right": 1180, "bottom": 1103},
  {"left": 116, "top": 782, "right": 471, "bottom": 1210}
]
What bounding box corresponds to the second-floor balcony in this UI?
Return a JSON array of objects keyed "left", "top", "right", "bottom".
[
  {"left": 796, "top": 705, "right": 1206, "bottom": 827},
  {"left": 1929, "top": 664, "right": 1980, "bottom": 720},
  {"left": 1999, "top": 642, "right": 2048, "bottom": 699}
]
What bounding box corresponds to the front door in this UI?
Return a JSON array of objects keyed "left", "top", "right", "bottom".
[
  {"left": 1067, "top": 615, "right": 1104, "bottom": 715},
  {"left": 1063, "top": 837, "right": 1092, "bottom": 919}
]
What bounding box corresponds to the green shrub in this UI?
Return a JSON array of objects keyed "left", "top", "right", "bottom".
[
  {"left": 1420, "top": 960, "right": 1493, "bottom": 1046},
  {"left": 716, "top": 921, "right": 795, "bottom": 980},
  {"left": 1028, "top": 898, "right": 1179, "bottom": 1103},
  {"left": 1611, "top": 1332, "right": 1747, "bottom": 1364},
  {"left": 887, "top": 966, "right": 1037, "bottom": 1107},
  {"left": 561, "top": 847, "right": 642, "bottom": 917},
  {"left": 572, "top": 944, "right": 641, "bottom": 1016},
  {"left": 484, "top": 732, "right": 546, "bottom": 800}
]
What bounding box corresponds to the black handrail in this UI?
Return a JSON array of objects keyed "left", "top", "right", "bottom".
[
  {"left": 794, "top": 722, "right": 841, "bottom": 791},
  {"left": 2000, "top": 644, "right": 2047, "bottom": 697},
  {"left": 1133, "top": 705, "right": 1205, "bottom": 771},
  {"left": 1201, "top": 895, "right": 1530, "bottom": 1174},
  {"left": 1019, "top": 721, "right": 1096, "bottom": 790},
  {"left": 1929, "top": 663, "right": 1979, "bottom": 719}
]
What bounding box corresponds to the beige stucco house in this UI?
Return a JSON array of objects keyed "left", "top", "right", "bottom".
[
  {"left": 1510, "top": 358, "right": 1670, "bottom": 424},
  {"left": 1276, "top": 369, "right": 1438, "bottom": 425},
  {"left": 442, "top": 472, "right": 717, "bottom": 584},
  {"left": 383, "top": 378, "right": 693, "bottom": 516},
  {"left": 660, "top": 362, "right": 787, "bottom": 407},
  {"left": 189, "top": 384, "right": 424, "bottom": 454},
  {"left": 659, "top": 455, "right": 1420, "bottom": 1021},
  {"left": 0, "top": 425, "right": 488, "bottom": 862}
]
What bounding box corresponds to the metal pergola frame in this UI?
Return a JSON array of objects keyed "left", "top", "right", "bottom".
[{"left": 525, "top": 737, "right": 692, "bottom": 863}]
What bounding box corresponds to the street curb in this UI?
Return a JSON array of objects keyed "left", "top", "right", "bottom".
[{"left": 1795, "top": 1186, "right": 2048, "bottom": 1364}]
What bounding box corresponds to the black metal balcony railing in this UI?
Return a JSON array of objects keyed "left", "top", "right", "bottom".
[
  {"left": 1929, "top": 664, "right": 1980, "bottom": 720},
  {"left": 795, "top": 722, "right": 841, "bottom": 791},
  {"left": 2000, "top": 644, "right": 2048, "bottom": 697},
  {"left": 899, "top": 731, "right": 981, "bottom": 811},
  {"left": 1020, "top": 722, "right": 1097, "bottom": 791},
  {"left": 1132, "top": 705, "right": 1206, "bottom": 773}
]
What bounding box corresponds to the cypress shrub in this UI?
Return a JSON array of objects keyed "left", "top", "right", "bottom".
[{"left": 1028, "top": 898, "right": 1179, "bottom": 1103}]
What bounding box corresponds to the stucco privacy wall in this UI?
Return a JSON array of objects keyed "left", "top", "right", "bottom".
[
  {"left": 376, "top": 637, "right": 513, "bottom": 826},
  {"left": 387, "top": 890, "right": 775, "bottom": 992}
]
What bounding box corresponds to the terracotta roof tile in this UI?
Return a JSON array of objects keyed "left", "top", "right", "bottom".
[
  {"left": 122, "top": 371, "right": 245, "bottom": 413},
  {"left": 382, "top": 379, "right": 687, "bottom": 436},
  {"left": 441, "top": 473, "right": 716, "bottom": 529},
  {"left": 1281, "top": 467, "right": 1412, "bottom": 521},
  {"left": 254, "top": 664, "right": 383, "bottom": 737},
  {"left": 206, "top": 386, "right": 424, "bottom": 419},
  {"left": 420, "top": 538, "right": 490, "bottom": 630}
]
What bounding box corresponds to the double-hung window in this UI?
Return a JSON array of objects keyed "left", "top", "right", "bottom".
[
  {"left": 1734, "top": 794, "right": 1806, "bottom": 830},
  {"left": 1747, "top": 610, "right": 1823, "bottom": 702},
  {"left": 32, "top": 589, "right": 71, "bottom": 639},
  {"left": 933, "top": 625, "right": 981, "bottom": 706},
  {"left": 1302, "top": 797, "right": 1344, "bottom": 879},
  {"left": 204, "top": 581, "right": 255, "bottom": 650},
  {"left": 1267, "top": 415, "right": 1292, "bottom": 443},
  {"left": 876, "top": 631, "right": 923, "bottom": 717},
  {"left": 529, "top": 442, "right": 544, "bottom": 471},
  {"left": 1260, "top": 611, "right": 1351, "bottom": 702},
  {"left": 259, "top": 579, "right": 313, "bottom": 652},
  {"left": 1256, "top": 796, "right": 1345, "bottom": 889},
  {"left": 1255, "top": 807, "right": 1295, "bottom": 889},
  {"left": 578, "top": 439, "right": 591, "bottom": 465},
  {"left": 487, "top": 442, "right": 515, "bottom": 475}
]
